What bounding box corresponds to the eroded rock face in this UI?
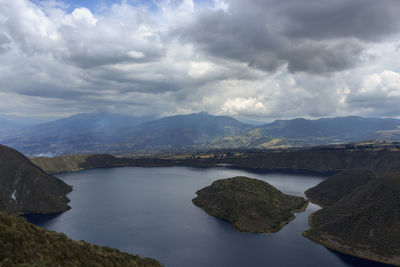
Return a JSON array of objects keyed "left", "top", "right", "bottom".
[
  {"left": 0, "top": 144, "right": 72, "bottom": 214},
  {"left": 192, "top": 176, "right": 308, "bottom": 233},
  {"left": 303, "top": 173, "right": 400, "bottom": 266}
]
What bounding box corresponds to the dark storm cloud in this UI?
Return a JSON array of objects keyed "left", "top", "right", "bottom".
[
  {"left": 282, "top": 0, "right": 400, "bottom": 41},
  {"left": 284, "top": 40, "right": 364, "bottom": 73},
  {"left": 179, "top": 0, "right": 400, "bottom": 74}
]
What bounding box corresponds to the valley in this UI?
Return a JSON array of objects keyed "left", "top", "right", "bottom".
[
  {"left": 2, "top": 114, "right": 400, "bottom": 266},
  {"left": 3, "top": 1, "right": 400, "bottom": 266}
]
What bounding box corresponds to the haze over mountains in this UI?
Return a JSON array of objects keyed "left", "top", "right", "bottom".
[
  {"left": 0, "top": 117, "right": 26, "bottom": 135},
  {"left": 1, "top": 112, "right": 400, "bottom": 156}
]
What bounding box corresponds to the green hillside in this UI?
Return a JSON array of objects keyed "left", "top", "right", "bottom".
[
  {"left": 305, "top": 169, "right": 380, "bottom": 207},
  {"left": 0, "top": 145, "right": 72, "bottom": 214},
  {"left": 0, "top": 212, "right": 161, "bottom": 267},
  {"left": 303, "top": 173, "right": 400, "bottom": 266}
]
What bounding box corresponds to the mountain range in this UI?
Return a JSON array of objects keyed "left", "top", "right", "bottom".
[{"left": 1, "top": 112, "right": 400, "bottom": 156}]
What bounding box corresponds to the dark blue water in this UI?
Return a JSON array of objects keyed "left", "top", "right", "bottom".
[{"left": 31, "top": 167, "right": 391, "bottom": 267}]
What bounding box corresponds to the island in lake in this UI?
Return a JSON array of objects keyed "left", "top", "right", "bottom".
[{"left": 192, "top": 176, "right": 308, "bottom": 233}]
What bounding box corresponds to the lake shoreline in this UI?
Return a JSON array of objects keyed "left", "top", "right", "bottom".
[
  {"left": 303, "top": 213, "right": 399, "bottom": 266},
  {"left": 27, "top": 166, "right": 393, "bottom": 267}
]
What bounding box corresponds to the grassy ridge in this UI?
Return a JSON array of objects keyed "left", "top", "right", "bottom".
[
  {"left": 31, "top": 154, "right": 90, "bottom": 173},
  {"left": 0, "top": 212, "right": 161, "bottom": 267},
  {"left": 0, "top": 145, "right": 72, "bottom": 214},
  {"left": 31, "top": 154, "right": 177, "bottom": 174},
  {"left": 303, "top": 172, "right": 400, "bottom": 266},
  {"left": 305, "top": 169, "right": 380, "bottom": 207},
  {"left": 32, "top": 145, "right": 400, "bottom": 175},
  {"left": 226, "top": 148, "right": 400, "bottom": 174}
]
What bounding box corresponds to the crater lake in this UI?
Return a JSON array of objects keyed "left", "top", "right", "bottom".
[{"left": 28, "top": 167, "right": 392, "bottom": 267}]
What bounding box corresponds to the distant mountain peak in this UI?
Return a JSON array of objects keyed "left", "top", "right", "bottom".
[{"left": 1, "top": 113, "right": 400, "bottom": 155}]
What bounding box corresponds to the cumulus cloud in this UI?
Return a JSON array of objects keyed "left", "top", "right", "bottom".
[
  {"left": 0, "top": 0, "right": 400, "bottom": 121},
  {"left": 361, "top": 71, "right": 400, "bottom": 97},
  {"left": 221, "top": 97, "right": 267, "bottom": 116},
  {"left": 345, "top": 71, "right": 400, "bottom": 116}
]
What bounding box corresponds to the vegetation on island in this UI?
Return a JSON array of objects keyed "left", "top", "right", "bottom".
[
  {"left": 0, "top": 212, "right": 161, "bottom": 267},
  {"left": 192, "top": 176, "right": 308, "bottom": 233},
  {"left": 303, "top": 172, "right": 400, "bottom": 266}
]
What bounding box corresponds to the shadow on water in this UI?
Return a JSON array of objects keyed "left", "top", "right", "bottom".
[
  {"left": 21, "top": 212, "right": 63, "bottom": 224},
  {"left": 328, "top": 249, "right": 397, "bottom": 267}
]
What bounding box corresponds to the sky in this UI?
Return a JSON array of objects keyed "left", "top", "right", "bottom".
[{"left": 1, "top": 0, "right": 400, "bottom": 123}]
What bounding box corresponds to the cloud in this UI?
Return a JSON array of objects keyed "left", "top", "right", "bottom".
[
  {"left": 213, "top": 0, "right": 228, "bottom": 11},
  {"left": 283, "top": 0, "right": 400, "bottom": 42},
  {"left": 345, "top": 70, "right": 400, "bottom": 116},
  {"left": 0, "top": 0, "right": 400, "bottom": 122},
  {"left": 221, "top": 97, "right": 267, "bottom": 116},
  {"left": 179, "top": 0, "right": 400, "bottom": 74},
  {"left": 0, "top": 33, "right": 11, "bottom": 53}
]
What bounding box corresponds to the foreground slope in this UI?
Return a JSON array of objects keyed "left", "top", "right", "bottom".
[
  {"left": 303, "top": 173, "right": 400, "bottom": 266},
  {"left": 305, "top": 169, "right": 380, "bottom": 207},
  {"left": 192, "top": 176, "right": 308, "bottom": 233},
  {"left": 0, "top": 144, "right": 72, "bottom": 214},
  {"left": 0, "top": 212, "right": 161, "bottom": 267}
]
